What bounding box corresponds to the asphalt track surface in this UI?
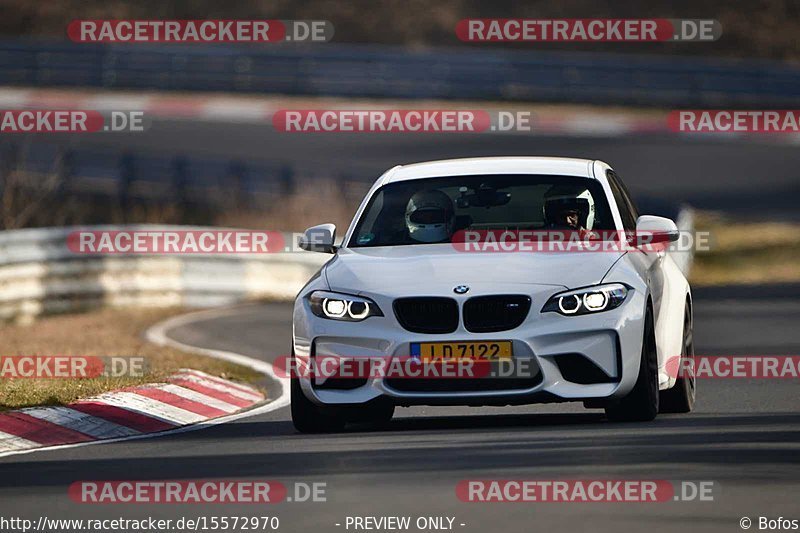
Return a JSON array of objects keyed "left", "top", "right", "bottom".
[
  {"left": 1, "top": 287, "right": 798, "bottom": 533},
  {"left": 1, "top": 128, "right": 798, "bottom": 532}
]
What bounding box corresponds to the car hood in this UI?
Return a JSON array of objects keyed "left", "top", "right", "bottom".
[{"left": 325, "top": 244, "right": 624, "bottom": 294}]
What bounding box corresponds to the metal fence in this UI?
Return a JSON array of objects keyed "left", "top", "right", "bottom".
[
  {"left": 0, "top": 40, "right": 781, "bottom": 226},
  {"left": 0, "top": 141, "right": 296, "bottom": 212},
  {"left": 1, "top": 40, "right": 799, "bottom": 107}
]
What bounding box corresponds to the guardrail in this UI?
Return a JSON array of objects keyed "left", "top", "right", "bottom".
[
  {"left": 0, "top": 225, "right": 327, "bottom": 322},
  {"left": 0, "top": 214, "right": 694, "bottom": 323},
  {"left": 1, "top": 40, "right": 799, "bottom": 107}
]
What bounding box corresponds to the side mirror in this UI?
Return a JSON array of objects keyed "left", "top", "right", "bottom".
[
  {"left": 635, "top": 215, "right": 679, "bottom": 244},
  {"left": 299, "top": 223, "right": 337, "bottom": 253}
]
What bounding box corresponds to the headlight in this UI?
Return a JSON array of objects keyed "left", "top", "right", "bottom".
[
  {"left": 308, "top": 291, "right": 383, "bottom": 321},
  {"left": 542, "top": 283, "right": 629, "bottom": 316}
]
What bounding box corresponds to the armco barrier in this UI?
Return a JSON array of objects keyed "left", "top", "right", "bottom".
[
  {"left": 0, "top": 225, "right": 327, "bottom": 322},
  {"left": 1, "top": 40, "right": 799, "bottom": 107},
  {"left": 0, "top": 212, "right": 694, "bottom": 323}
]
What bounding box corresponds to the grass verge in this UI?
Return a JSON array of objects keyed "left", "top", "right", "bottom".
[
  {"left": 690, "top": 211, "right": 800, "bottom": 286},
  {"left": 0, "top": 308, "right": 262, "bottom": 411}
]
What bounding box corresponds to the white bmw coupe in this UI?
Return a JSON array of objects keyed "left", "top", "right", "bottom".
[{"left": 291, "top": 157, "right": 695, "bottom": 432}]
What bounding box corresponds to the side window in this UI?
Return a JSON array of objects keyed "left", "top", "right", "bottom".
[
  {"left": 613, "top": 171, "right": 640, "bottom": 220},
  {"left": 606, "top": 170, "right": 637, "bottom": 231}
]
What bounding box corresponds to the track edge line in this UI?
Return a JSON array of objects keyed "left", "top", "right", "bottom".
[{"left": 0, "top": 304, "right": 290, "bottom": 460}]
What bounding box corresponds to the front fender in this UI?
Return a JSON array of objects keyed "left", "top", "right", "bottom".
[{"left": 603, "top": 252, "right": 689, "bottom": 389}]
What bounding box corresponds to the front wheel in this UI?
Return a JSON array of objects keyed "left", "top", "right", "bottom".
[
  {"left": 291, "top": 378, "right": 346, "bottom": 433},
  {"left": 605, "top": 305, "right": 659, "bottom": 422}
]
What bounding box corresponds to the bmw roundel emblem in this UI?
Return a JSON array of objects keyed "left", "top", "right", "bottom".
[{"left": 454, "top": 285, "right": 470, "bottom": 294}]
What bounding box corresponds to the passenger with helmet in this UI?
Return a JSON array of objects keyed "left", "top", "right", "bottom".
[{"left": 404, "top": 189, "right": 456, "bottom": 243}]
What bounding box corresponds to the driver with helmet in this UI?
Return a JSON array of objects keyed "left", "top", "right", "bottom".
[
  {"left": 404, "top": 189, "right": 456, "bottom": 243},
  {"left": 543, "top": 189, "right": 595, "bottom": 231}
]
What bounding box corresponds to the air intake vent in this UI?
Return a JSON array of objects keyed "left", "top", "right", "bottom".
[
  {"left": 393, "top": 297, "right": 458, "bottom": 334},
  {"left": 463, "top": 295, "right": 531, "bottom": 333},
  {"left": 554, "top": 354, "right": 617, "bottom": 384}
]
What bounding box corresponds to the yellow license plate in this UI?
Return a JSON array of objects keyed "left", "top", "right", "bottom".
[{"left": 414, "top": 341, "right": 512, "bottom": 362}]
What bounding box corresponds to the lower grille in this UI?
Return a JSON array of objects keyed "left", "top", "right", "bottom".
[
  {"left": 314, "top": 377, "right": 368, "bottom": 390},
  {"left": 393, "top": 297, "right": 459, "bottom": 334},
  {"left": 463, "top": 295, "right": 531, "bottom": 333},
  {"left": 385, "top": 375, "right": 542, "bottom": 393},
  {"left": 386, "top": 359, "right": 542, "bottom": 393}
]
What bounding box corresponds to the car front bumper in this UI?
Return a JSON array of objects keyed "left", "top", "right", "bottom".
[{"left": 292, "top": 285, "right": 647, "bottom": 407}]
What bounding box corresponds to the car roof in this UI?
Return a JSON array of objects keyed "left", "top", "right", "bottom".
[{"left": 380, "top": 157, "right": 597, "bottom": 185}]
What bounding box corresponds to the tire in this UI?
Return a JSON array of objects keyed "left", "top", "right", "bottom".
[
  {"left": 605, "top": 304, "right": 659, "bottom": 422},
  {"left": 346, "top": 399, "right": 395, "bottom": 427},
  {"left": 659, "top": 301, "right": 696, "bottom": 413},
  {"left": 291, "top": 377, "right": 346, "bottom": 433}
]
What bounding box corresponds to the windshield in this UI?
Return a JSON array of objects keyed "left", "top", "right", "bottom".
[{"left": 349, "top": 174, "right": 614, "bottom": 247}]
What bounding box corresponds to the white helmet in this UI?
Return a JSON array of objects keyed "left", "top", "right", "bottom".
[
  {"left": 543, "top": 188, "right": 596, "bottom": 230},
  {"left": 405, "top": 189, "right": 455, "bottom": 243}
]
